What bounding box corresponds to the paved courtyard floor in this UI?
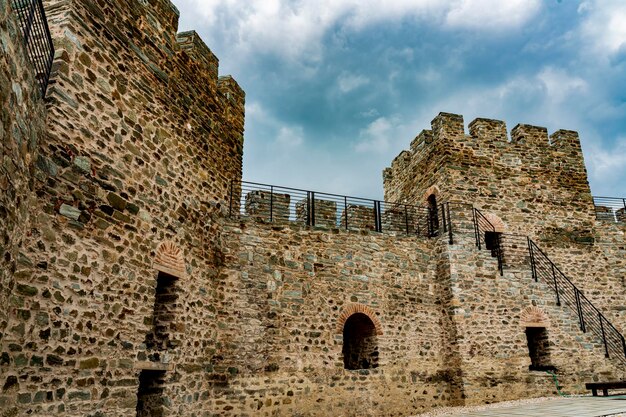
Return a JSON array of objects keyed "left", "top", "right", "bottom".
[
  {"left": 456, "top": 397, "right": 626, "bottom": 417},
  {"left": 416, "top": 396, "right": 626, "bottom": 417}
]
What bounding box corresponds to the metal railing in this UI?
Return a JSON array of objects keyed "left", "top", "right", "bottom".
[
  {"left": 593, "top": 197, "right": 626, "bottom": 223},
  {"left": 527, "top": 239, "right": 626, "bottom": 365},
  {"left": 473, "top": 208, "right": 503, "bottom": 275},
  {"left": 229, "top": 181, "right": 453, "bottom": 241},
  {"left": 469, "top": 210, "right": 626, "bottom": 365},
  {"left": 11, "top": 0, "right": 55, "bottom": 97}
]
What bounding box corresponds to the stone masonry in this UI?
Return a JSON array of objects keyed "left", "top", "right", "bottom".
[{"left": 0, "top": 1, "right": 625, "bottom": 417}]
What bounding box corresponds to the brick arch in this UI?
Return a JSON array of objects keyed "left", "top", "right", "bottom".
[
  {"left": 336, "top": 303, "right": 383, "bottom": 335},
  {"left": 482, "top": 212, "right": 506, "bottom": 233},
  {"left": 153, "top": 241, "right": 186, "bottom": 278},
  {"left": 422, "top": 185, "right": 441, "bottom": 203},
  {"left": 520, "top": 306, "right": 549, "bottom": 328}
]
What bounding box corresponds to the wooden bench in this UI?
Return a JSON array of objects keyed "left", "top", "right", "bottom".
[{"left": 585, "top": 381, "right": 626, "bottom": 396}]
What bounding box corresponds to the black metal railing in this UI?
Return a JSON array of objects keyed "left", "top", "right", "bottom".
[
  {"left": 473, "top": 208, "right": 503, "bottom": 275},
  {"left": 11, "top": 0, "right": 55, "bottom": 97},
  {"left": 593, "top": 197, "right": 626, "bottom": 223},
  {"left": 469, "top": 210, "right": 626, "bottom": 365},
  {"left": 229, "top": 181, "right": 453, "bottom": 241},
  {"left": 527, "top": 239, "right": 626, "bottom": 365}
]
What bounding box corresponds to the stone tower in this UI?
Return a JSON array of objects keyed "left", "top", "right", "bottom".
[{"left": 1, "top": 1, "right": 625, "bottom": 417}]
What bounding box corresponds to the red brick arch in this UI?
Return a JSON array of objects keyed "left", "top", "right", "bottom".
[
  {"left": 422, "top": 185, "right": 441, "bottom": 203},
  {"left": 482, "top": 212, "right": 506, "bottom": 233},
  {"left": 153, "top": 241, "right": 186, "bottom": 278},
  {"left": 336, "top": 303, "right": 383, "bottom": 335},
  {"left": 520, "top": 306, "right": 550, "bottom": 328}
]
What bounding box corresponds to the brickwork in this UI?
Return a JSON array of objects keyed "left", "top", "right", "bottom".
[
  {"left": 0, "top": 0, "right": 47, "bottom": 344},
  {"left": 1, "top": 0, "right": 625, "bottom": 416}
]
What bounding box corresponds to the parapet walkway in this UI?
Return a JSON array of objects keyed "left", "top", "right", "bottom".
[{"left": 419, "top": 397, "right": 626, "bottom": 417}]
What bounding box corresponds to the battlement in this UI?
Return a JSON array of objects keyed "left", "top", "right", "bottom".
[
  {"left": 385, "top": 112, "right": 584, "bottom": 182},
  {"left": 384, "top": 112, "right": 591, "bottom": 214},
  {"left": 177, "top": 30, "right": 219, "bottom": 82}
]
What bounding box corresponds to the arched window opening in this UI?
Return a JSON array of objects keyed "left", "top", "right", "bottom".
[
  {"left": 525, "top": 327, "right": 555, "bottom": 372},
  {"left": 343, "top": 313, "right": 379, "bottom": 370},
  {"left": 145, "top": 271, "right": 180, "bottom": 351},
  {"left": 427, "top": 194, "right": 439, "bottom": 237},
  {"left": 136, "top": 370, "right": 166, "bottom": 417}
]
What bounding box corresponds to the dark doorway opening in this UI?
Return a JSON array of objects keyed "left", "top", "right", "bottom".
[
  {"left": 145, "top": 271, "right": 180, "bottom": 351},
  {"left": 526, "top": 327, "right": 556, "bottom": 371},
  {"left": 484, "top": 231, "right": 502, "bottom": 258},
  {"left": 343, "top": 313, "right": 379, "bottom": 370},
  {"left": 427, "top": 194, "right": 439, "bottom": 237},
  {"left": 136, "top": 370, "right": 166, "bottom": 417}
]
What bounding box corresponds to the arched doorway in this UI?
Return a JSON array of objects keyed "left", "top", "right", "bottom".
[{"left": 342, "top": 313, "right": 379, "bottom": 370}]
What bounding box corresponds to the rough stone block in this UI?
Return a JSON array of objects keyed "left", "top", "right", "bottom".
[{"left": 245, "top": 190, "right": 290, "bottom": 222}]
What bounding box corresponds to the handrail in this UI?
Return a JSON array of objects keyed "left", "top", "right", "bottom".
[
  {"left": 526, "top": 238, "right": 626, "bottom": 365},
  {"left": 473, "top": 208, "right": 503, "bottom": 275},
  {"left": 11, "top": 0, "right": 55, "bottom": 98},
  {"left": 469, "top": 209, "right": 626, "bottom": 365},
  {"left": 229, "top": 180, "right": 454, "bottom": 239},
  {"left": 592, "top": 196, "right": 626, "bottom": 223}
]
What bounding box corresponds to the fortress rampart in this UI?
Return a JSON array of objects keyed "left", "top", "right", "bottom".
[{"left": 0, "top": 1, "right": 625, "bottom": 416}]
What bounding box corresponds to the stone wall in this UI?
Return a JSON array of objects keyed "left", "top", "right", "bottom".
[
  {"left": 0, "top": 0, "right": 244, "bottom": 415},
  {"left": 208, "top": 219, "right": 458, "bottom": 417},
  {"left": 444, "top": 231, "right": 626, "bottom": 405},
  {"left": 0, "top": 0, "right": 47, "bottom": 344},
  {"left": 384, "top": 113, "right": 595, "bottom": 238},
  {"left": 384, "top": 113, "right": 626, "bottom": 332}
]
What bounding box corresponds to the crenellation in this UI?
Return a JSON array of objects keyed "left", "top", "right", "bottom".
[
  {"left": 510, "top": 123, "right": 549, "bottom": 146},
  {"left": 410, "top": 129, "right": 433, "bottom": 153},
  {"left": 176, "top": 30, "right": 219, "bottom": 83},
  {"left": 431, "top": 112, "right": 465, "bottom": 142},
  {"left": 468, "top": 118, "right": 508, "bottom": 142},
  {"left": 3, "top": 0, "right": 626, "bottom": 415},
  {"left": 550, "top": 129, "right": 581, "bottom": 150}
]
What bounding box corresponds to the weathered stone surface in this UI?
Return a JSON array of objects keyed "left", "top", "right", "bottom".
[{"left": 1, "top": 0, "right": 624, "bottom": 416}]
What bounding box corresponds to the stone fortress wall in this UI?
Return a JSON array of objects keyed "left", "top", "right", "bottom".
[{"left": 0, "top": 0, "right": 625, "bottom": 416}]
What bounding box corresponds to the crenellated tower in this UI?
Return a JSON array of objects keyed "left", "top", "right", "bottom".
[{"left": 384, "top": 112, "right": 595, "bottom": 238}]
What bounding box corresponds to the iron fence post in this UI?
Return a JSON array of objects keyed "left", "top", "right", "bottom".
[
  {"left": 528, "top": 238, "right": 537, "bottom": 282},
  {"left": 311, "top": 192, "right": 316, "bottom": 227},
  {"left": 496, "top": 233, "right": 503, "bottom": 276},
  {"left": 306, "top": 192, "right": 312, "bottom": 226},
  {"left": 441, "top": 203, "right": 447, "bottom": 233},
  {"left": 552, "top": 263, "right": 560, "bottom": 306},
  {"left": 447, "top": 203, "right": 453, "bottom": 245},
  {"left": 24, "top": 0, "right": 37, "bottom": 45},
  {"left": 269, "top": 186, "right": 274, "bottom": 222},
  {"left": 473, "top": 209, "right": 480, "bottom": 250},
  {"left": 575, "top": 289, "right": 585, "bottom": 333},
  {"left": 600, "top": 314, "right": 609, "bottom": 358},
  {"left": 374, "top": 201, "right": 382, "bottom": 233},
  {"left": 344, "top": 197, "right": 348, "bottom": 230}
]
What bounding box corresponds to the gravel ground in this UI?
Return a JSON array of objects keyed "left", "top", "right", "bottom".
[{"left": 411, "top": 396, "right": 626, "bottom": 417}]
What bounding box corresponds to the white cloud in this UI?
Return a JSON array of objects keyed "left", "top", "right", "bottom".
[
  {"left": 587, "top": 138, "right": 626, "bottom": 177},
  {"left": 578, "top": 0, "right": 626, "bottom": 58},
  {"left": 355, "top": 117, "right": 395, "bottom": 153},
  {"left": 175, "top": 0, "right": 543, "bottom": 62},
  {"left": 337, "top": 72, "right": 370, "bottom": 93},
  {"left": 445, "top": 0, "right": 542, "bottom": 30},
  {"left": 276, "top": 126, "right": 305, "bottom": 147}
]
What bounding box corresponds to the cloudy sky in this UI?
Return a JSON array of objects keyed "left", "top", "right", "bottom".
[{"left": 174, "top": 0, "right": 626, "bottom": 200}]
